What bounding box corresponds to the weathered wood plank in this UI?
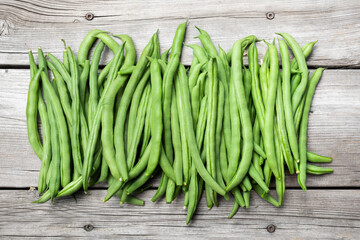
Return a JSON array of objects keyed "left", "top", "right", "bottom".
[
  {"left": 0, "top": 189, "right": 359, "bottom": 239},
  {"left": 0, "top": 0, "right": 359, "bottom": 66},
  {"left": 0, "top": 69, "right": 359, "bottom": 188}
]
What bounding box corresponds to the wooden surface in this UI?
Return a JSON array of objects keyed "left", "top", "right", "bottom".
[{"left": 0, "top": 0, "right": 360, "bottom": 239}]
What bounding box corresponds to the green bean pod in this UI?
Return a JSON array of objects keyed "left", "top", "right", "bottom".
[
  {"left": 127, "top": 69, "right": 151, "bottom": 154},
  {"left": 177, "top": 63, "right": 226, "bottom": 196},
  {"left": 307, "top": 151, "right": 332, "bottom": 163},
  {"left": 276, "top": 73, "right": 295, "bottom": 174},
  {"left": 261, "top": 42, "right": 280, "bottom": 180},
  {"left": 77, "top": 29, "right": 107, "bottom": 65},
  {"left": 146, "top": 57, "right": 163, "bottom": 176},
  {"left": 39, "top": 48, "right": 72, "bottom": 188},
  {"left": 226, "top": 40, "right": 254, "bottom": 191},
  {"left": 171, "top": 89, "right": 183, "bottom": 186},
  {"left": 26, "top": 65, "right": 44, "bottom": 159},
  {"left": 127, "top": 84, "right": 151, "bottom": 169},
  {"left": 277, "top": 33, "right": 309, "bottom": 113},
  {"left": 88, "top": 41, "right": 105, "bottom": 129},
  {"left": 162, "top": 54, "right": 180, "bottom": 162},
  {"left": 298, "top": 68, "right": 325, "bottom": 190},
  {"left": 306, "top": 164, "right": 333, "bottom": 175},
  {"left": 114, "top": 35, "right": 154, "bottom": 181}
]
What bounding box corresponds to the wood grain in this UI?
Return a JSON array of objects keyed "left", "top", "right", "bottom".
[
  {"left": 0, "top": 69, "right": 359, "bottom": 188},
  {"left": 0, "top": 0, "right": 359, "bottom": 66},
  {"left": 0, "top": 189, "right": 359, "bottom": 239}
]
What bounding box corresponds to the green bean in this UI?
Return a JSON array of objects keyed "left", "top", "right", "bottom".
[
  {"left": 56, "top": 176, "right": 82, "bottom": 198},
  {"left": 119, "top": 66, "right": 135, "bottom": 75},
  {"left": 261, "top": 42, "right": 280, "bottom": 180},
  {"left": 241, "top": 176, "right": 252, "bottom": 191},
  {"left": 275, "top": 120, "right": 285, "bottom": 206},
  {"left": 127, "top": 68, "right": 151, "bottom": 150},
  {"left": 188, "top": 54, "right": 199, "bottom": 77},
  {"left": 263, "top": 159, "right": 272, "bottom": 187},
  {"left": 47, "top": 97, "right": 61, "bottom": 200},
  {"left": 249, "top": 43, "right": 265, "bottom": 133},
  {"left": 228, "top": 201, "right": 240, "bottom": 218},
  {"left": 29, "top": 54, "right": 51, "bottom": 194},
  {"left": 166, "top": 179, "right": 176, "bottom": 203},
  {"left": 232, "top": 187, "right": 245, "bottom": 208},
  {"left": 191, "top": 82, "right": 201, "bottom": 126},
  {"left": 307, "top": 151, "right": 332, "bottom": 163},
  {"left": 175, "top": 74, "right": 191, "bottom": 187},
  {"left": 298, "top": 68, "right": 325, "bottom": 191},
  {"left": 161, "top": 47, "right": 171, "bottom": 63},
  {"left": 215, "top": 81, "right": 228, "bottom": 199},
  {"left": 253, "top": 184, "right": 279, "bottom": 207},
  {"left": 126, "top": 169, "right": 157, "bottom": 197},
  {"left": 114, "top": 35, "right": 154, "bottom": 181},
  {"left": 152, "top": 173, "right": 168, "bottom": 202},
  {"left": 206, "top": 58, "right": 218, "bottom": 193},
  {"left": 306, "top": 164, "right": 333, "bottom": 175},
  {"left": 189, "top": 63, "right": 203, "bottom": 92},
  {"left": 227, "top": 76, "right": 241, "bottom": 180},
  {"left": 46, "top": 61, "right": 72, "bottom": 122},
  {"left": 62, "top": 47, "right": 70, "bottom": 73},
  {"left": 294, "top": 94, "right": 306, "bottom": 132},
  {"left": 177, "top": 63, "right": 226, "bottom": 196},
  {"left": 244, "top": 66, "right": 252, "bottom": 105},
  {"left": 37, "top": 97, "right": 51, "bottom": 194},
  {"left": 66, "top": 47, "right": 83, "bottom": 180},
  {"left": 277, "top": 33, "right": 309, "bottom": 113},
  {"left": 226, "top": 40, "right": 254, "bottom": 191},
  {"left": 89, "top": 41, "right": 105, "bottom": 129},
  {"left": 39, "top": 48, "right": 72, "bottom": 188},
  {"left": 278, "top": 41, "right": 300, "bottom": 170},
  {"left": 127, "top": 84, "right": 151, "bottom": 168},
  {"left": 26, "top": 64, "right": 44, "bottom": 159},
  {"left": 185, "top": 44, "right": 209, "bottom": 66},
  {"left": 98, "top": 62, "right": 111, "bottom": 88},
  {"left": 159, "top": 148, "right": 176, "bottom": 182},
  {"left": 170, "top": 21, "right": 187, "bottom": 58},
  {"left": 243, "top": 191, "right": 250, "bottom": 208},
  {"left": 143, "top": 58, "right": 162, "bottom": 176},
  {"left": 96, "top": 32, "right": 121, "bottom": 53},
  {"left": 259, "top": 48, "right": 269, "bottom": 103},
  {"left": 186, "top": 161, "right": 199, "bottom": 224},
  {"left": 196, "top": 96, "right": 208, "bottom": 155},
  {"left": 171, "top": 90, "right": 183, "bottom": 186},
  {"left": 276, "top": 73, "right": 295, "bottom": 174},
  {"left": 162, "top": 54, "right": 180, "bottom": 162},
  {"left": 291, "top": 41, "right": 317, "bottom": 73},
  {"left": 97, "top": 157, "right": 109, "bottom": 183},
  {"left": 227, "top": 35, "right": 257, "bottom": 63},
  {"left": 124, "top": 195, "right": 145, "bottom": 206},
  {"left": 86, "top": 44, "right": 125, "bottom": 191},
  {"left": 77, "top": 29, "right": 107, "bottom": 65},
  {"left": 33, "top": 190, "right": 51, "bottom": 203},
  {"left": 79, "top": 60, "right": 90, "bottom": 108},
  {"left": 195, "top": 29, "right": 217, "bottom": 57},
  {"left": 248, "top": 163, "right": 268, "bottom": 192},
  {"left": 252, "top": 118, "right": 264, "bottom": 179},
  {"left": 140, "top": 97, "right": 152, "bottom": 156}
]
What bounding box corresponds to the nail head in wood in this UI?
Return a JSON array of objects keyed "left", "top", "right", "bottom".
[
  {"left": 85, "top": 12, "right": 94, "bottom": 21},
  {"left": 266, "top": 12, "right": 275, "bottom": 20},
  {"left": 84, "top": 224, "right": 94, "bottom": 231},
  {"left": 267, "top": 224, "right": 276, "bottom": 233}
]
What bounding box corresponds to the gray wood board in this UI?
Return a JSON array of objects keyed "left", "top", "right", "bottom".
[
  {"left": 0, "top": 0, "right": 359, "bottom": 66},
  {"left": 0, "top": 68, "right": 359, "bottom": 188},
  {"left": 0, "top": 189, "right": 359, "bottom": 239}
]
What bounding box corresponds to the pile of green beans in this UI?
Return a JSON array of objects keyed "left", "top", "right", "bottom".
[{"left": 26, "top": 22, "right": 333, "bottom": 223}]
